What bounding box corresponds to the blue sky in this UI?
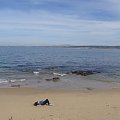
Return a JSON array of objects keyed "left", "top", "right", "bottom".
[{"left": 0, "top": 0, "right": 120, "bottom": 46}]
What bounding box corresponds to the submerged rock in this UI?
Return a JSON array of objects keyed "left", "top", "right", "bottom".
[
  {"left": 45, "top": 79, "right": 52, "bottom": 81},
  {"left": 11, "top": 84, "right": 20, "bottom": 88},
  {"left": 71, "top": 70, "right": 100, "bottom": 76},
  {"left": 86, "top": 87, "right": 94, "bottom": 90},
  {"left": 52, "top": 77, "right": 60, "bottom": 82},
  {"left": 45, "top": 77, "right": 60, "bottom": 82}
]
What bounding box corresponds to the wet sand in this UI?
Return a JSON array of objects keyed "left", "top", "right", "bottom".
[{"left": 0, "top": 88, "right": 120, "bottom": 120}]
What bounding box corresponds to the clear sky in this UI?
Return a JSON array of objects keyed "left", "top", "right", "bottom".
[{"left": 0, "top": 0, "right": 120, "bottom": 46}]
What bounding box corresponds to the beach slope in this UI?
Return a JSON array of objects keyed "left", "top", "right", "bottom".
[{"left": 0, "top": 88, "right": 120, "bottom": 120}]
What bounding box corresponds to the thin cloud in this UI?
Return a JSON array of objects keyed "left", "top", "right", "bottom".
[
  {"left": 0, "top": 0, "right": 119, "bottom": 20},
  {"left": 0, "top": 10, "right": 120, "bottom": 35},
  {"left": 0, "top": 0, "right": 120, "bottom": 45}
]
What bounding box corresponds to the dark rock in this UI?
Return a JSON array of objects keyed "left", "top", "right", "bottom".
[
  {"left": 11, "top": 84, "right": 20, "bottom": 88},
  {"left": 45, "top": 77, "right": 60, "bottom": 82},
  {"left": 71, "top": 70, "right": 100, "bottom": 76},
  {"left": 45, "top": 79, "right": 52, "bottom": 81},
  {"left": 86, "top": 87, "right": 94, "bottom": 90},
  {"left": 52, "top": 77, "right": 60, "bottom": 82}
]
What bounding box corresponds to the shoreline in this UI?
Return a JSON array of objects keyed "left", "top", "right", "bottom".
[
  {"left": 1, "top": 73, "right": 120, "bottom": 90},
  {"left": 0, "top": 87, "right": 120, "bottom": 120}
]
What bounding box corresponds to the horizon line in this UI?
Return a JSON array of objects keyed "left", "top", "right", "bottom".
[{"left": 0, "top": 45, "right": 120, "bottom": 47}]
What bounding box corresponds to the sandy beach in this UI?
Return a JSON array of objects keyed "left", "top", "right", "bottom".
[{"left": 0, "top": 88, "right": 120, "bottom": 120}]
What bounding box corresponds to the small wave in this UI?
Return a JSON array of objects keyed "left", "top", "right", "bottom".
[
  {"left": 53, "top": 72, "right": 67, "bottom": 76},
  {"left": 33, "top": 71, "right": 39, "bottom": 75},
  {"left": 0, "top": 80, "right": 8, "bottom": 84},
  {"left": 9, "top": 79, "right": 26, "bottom": 83}
]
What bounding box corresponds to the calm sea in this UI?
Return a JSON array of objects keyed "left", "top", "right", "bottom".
[{"left": 0, "top": 46, "right": 120, "bottom": 89}]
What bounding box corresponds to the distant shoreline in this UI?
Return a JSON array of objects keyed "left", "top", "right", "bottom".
[
  {"left": 67, "top": 46, "right": 120, "bottom": 49},
  {"left": 0, "top": 45, "right": 120, "bottom": 49}
]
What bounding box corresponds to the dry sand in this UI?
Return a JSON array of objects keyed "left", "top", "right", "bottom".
[{"left": 0, "top": 88, "right": 120, "bottom": 120}]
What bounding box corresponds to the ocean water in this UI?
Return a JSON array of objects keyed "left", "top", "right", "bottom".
[{"left": 0, "top": 46, "right": 120, "bottom": 89}]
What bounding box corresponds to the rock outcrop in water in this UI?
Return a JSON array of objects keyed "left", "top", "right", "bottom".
[
  {"left": 71, "top": 70, "right": 100, "bottom": 76},
  {"left": 45, "top": 77, "right": 60, "bottom": 82}
]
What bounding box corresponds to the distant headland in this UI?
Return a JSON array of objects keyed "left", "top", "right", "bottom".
[
  {"left": 65, "top": 46, "right": 120, "bottom": 49},
  {"left": 0, "top": 45, "right": 120, "bottom": 49}
]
